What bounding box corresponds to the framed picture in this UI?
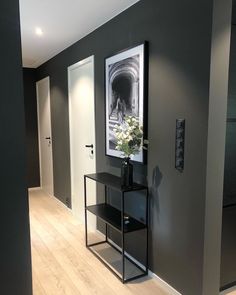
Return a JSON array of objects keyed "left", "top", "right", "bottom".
[{"left": 105, "top": 42, "right": 148, "bottom": 163}]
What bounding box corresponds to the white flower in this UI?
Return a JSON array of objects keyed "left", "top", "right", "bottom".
[
  {"left": 128, "top": 126, "right": 132, "bottom": 132},
  {"left": 113, "top": 115, "right": 147, "bottom": 156}
]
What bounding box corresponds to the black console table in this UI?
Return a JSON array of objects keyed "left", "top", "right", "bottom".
[{"left": 84, "top": 172, "right": 149, "bottom": 283}]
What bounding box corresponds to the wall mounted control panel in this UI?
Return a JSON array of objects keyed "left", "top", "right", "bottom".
[{"left": 175, "top": 119, "right": 185, "bottom": 172}]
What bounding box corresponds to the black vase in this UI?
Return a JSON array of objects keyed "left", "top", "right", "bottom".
[{"left": 121, "top": 157, "right": 133, "bottom": 187}]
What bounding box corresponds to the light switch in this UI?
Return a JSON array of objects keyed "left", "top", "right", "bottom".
[{"left": 175, "top": 119, "right": 185, "bottom": 172}]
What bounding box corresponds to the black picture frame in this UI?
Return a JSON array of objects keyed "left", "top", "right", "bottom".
[{"left": 105, "top": 42, "right": 149, "bottom": 164}]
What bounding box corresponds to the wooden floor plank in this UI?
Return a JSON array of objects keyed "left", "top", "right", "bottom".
[
  {"left": 30, "top": 190, "right": 235, "bottom": 295},
  {"left": 29, "top": 190, "right": 173, "bottom": 295},
  {"left": 32, "top": 269, "right": 47, "bottom": 295},
  {"left": 221, "top": 288, "right": 236, "bottom": 295}
]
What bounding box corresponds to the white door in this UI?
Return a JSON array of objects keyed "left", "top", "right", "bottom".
[
  {"left": 68, "top": 56, "right": 96, "bottom": 225},
  {"left": 36, "top": 77, "right": 54, "bottom": 196}
]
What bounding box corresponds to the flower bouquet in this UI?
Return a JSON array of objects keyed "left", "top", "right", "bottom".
[{"left": 113, "top": 115, "right": 148, "bottom": 186}]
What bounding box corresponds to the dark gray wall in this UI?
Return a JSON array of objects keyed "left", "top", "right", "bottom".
[
  {"left": 221, "top": 20, "right": 236, "bottom": 289},
  {"left": 36, "top": 0, "right": 231, "bottom": 294},
  {"left": 203, "top": 0, "right": 232, "bottom": 293},
  {"left": 0, "top": 0, "right": 32, "bottom": 294},
  {"left": 224, "top": 26, "right": 236, "bottom": 207},
  {"left": 232, "top": 0, "right": 236, "bottom": 25},
  {"left": 221, "top": 206, "right": 236, "bottom": 288},
  {"left": 23, "top": 68, "right": 40, "bottom": 188}
]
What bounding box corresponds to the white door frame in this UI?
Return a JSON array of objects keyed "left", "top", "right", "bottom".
[
  {"left": 36, "top": 76, "right": 54, "bottom": 196},
  {"left": 68, "top": 55, "right": 97, "bottom": 221}
]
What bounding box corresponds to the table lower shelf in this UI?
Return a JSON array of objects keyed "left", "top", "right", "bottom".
[
  {"left": 88, "top": 240, "right": 147, "bottom": 283},
  {"left": 86, "top": 203, "right": 147, "bottom": 233}
]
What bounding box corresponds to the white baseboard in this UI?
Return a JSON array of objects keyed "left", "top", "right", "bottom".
[
  {"left": 106, "top": 238, "right": 181, "bottom": 295},
  {"left": 28, "top": 188, "right": 71, "bottom": 212},
  {"left": 50, "top": 194, "right": 73, "bottom": 212},
  {"left": 148, "top": 271, "right": 182, "bottom": 295},
  {"left": 28, "top": 187, "right": 41, "bottom": 192},
  {"left": 107, "top": 238, "right": 145, "bottom": 270}
]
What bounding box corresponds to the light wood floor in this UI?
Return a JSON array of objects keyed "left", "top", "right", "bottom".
[
  {"left": 222, "top": 288, "right": 236, "bottom": 295},
  {"left": 29, "top": 190, "right": 170, "bottom": 295},
  {"left": 29, "top": 190, "right": 236, "bottom": 295}
]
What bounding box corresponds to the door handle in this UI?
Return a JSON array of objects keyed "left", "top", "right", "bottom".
[
  {"left": 85, "top": 144, "right": 94, "bottom": 155},
  {"left": 45, "top": 137, "right": 51, "bottom": 140}
]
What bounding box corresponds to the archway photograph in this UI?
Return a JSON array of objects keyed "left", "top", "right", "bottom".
[{"left": 105, "top": 43, "right": 147, "bottom": 163}]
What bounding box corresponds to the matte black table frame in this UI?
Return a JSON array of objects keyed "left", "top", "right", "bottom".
[{"left": 84, "top": 172, "right": 149, "bottom": 283}]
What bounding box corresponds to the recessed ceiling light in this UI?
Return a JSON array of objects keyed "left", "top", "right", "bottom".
[{"left": 35, "top": 27, "right": 43, "bottom": 36}]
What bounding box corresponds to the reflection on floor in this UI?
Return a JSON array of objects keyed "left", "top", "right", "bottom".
[
  {"left": 89, "top": 242, "right": 143, "bottom": 279},
  {"left": 29, "top": 189, "right": 169, "bottom": 295}
]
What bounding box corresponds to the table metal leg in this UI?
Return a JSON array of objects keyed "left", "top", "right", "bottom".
[
  {"left": 121, "top": 191, "right": 125, "bottom": 283},
  {"left": 84, "top": 176, "right": 88, "bottom": 247},
  {"left": 105, "top": 185, "right": 108, "bottom": 242}
]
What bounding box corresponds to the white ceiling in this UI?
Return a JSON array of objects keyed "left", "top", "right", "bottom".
[{"left": 19, "top": 0, "right": 139, "bottom": 68}]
